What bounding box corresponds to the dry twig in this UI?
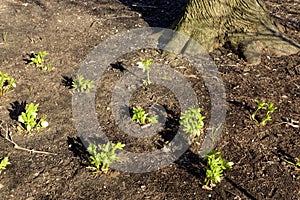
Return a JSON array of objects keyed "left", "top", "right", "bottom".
[{"left": 0, "top": 121, "right": 56, "bottom": 155}]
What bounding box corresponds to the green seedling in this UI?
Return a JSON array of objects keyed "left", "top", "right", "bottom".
[
  {"left": 180, "top": 107, "right": 205, "bottom": 138},
  {"left": 132, "top": 106, "right": 158, "bottom": 125},
  {"left": 87, "top": 142, "right": 125, "bottom": 173},
  {"left": 0, "top": 71, "right": 16, "bottom": 96},
  {"left": 251, "top": 100, "right": 277, "bottom": 126},
  {"left": 202, "top": 150, "right": 234, "bottom": 190},
  {"left": 2, "top": 31, "right": 8, "bottom": 43},
  {"left": 72, "top": 75, "right": 94, "bottom": 92},
  {"left": 18, "top": 103, "right": 48, "bottom": 132},
  {"left": 29, "top": 51, "right": 50, "bottom": 71},
  {"left": 0, "top": 157, "right": 11, "bottom": 172},
  {"left": 137, "top": 59, "right": 152, "bottom": 86}
]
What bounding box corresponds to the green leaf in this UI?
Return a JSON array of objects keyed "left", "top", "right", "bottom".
[
  {"left": 72, "top": 75, "right": 94, "bottom": 92},
  {"left": 180, "top": 107, "right": 205, "bottom": 137},
  {"left": 203, "top": 150, "right": 233, "bottom": 188},
  {"left": 0, "top": 157, "right": 11, "bottom": 172},
  {"left": 87, "top": 142, "right": 125, "bottom": 173}
]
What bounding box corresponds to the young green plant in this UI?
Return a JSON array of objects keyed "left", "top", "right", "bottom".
[
  {"left": 180, "top": 107, "right": 205, "bottom": 138},
  {"left": 132, "top": 106, "right": 158, "bottom": 125},
  {"left": 18, "top": 103, "right": 48, "bottom": 132},
  {"left": 72, "top": 75, "right": 94, "bottom": 93},
  {"left": 137, "top": 59, "right": 152, "bottom": 86},
  {"left": 251, "top": 100, "right": 277, "bottom": 126},
  {"left": 0, "top": 157, "right": 10, "bottom": 173},
  {"left": 0, "top": 71, "right": 16, "bottom": 96},
  {"left": 2, "top": 31, "right": 8, "bottom": 43},
  {"left": 202, "top": 150, "right": 234, "bottom": 190},
  {"left": 29, "top": 51, "right": 51, "bottom": 71},
  {"left": 87, "top": 142, "right": 125, "bottom": 173}
]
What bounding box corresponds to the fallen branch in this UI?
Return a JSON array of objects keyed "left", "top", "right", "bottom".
[{"left": 0, "top": 121, "right": 57, "bottom": 155}]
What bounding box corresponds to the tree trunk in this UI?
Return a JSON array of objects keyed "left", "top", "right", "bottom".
[{"left": 172, "top": 0, "right": 300, "bottom": 64}]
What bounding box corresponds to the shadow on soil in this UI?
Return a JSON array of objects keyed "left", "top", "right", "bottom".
[
  {"left": 118, "top": 0, "right": 187, "bottom": 27},
  {"left": 8, "top": 101, "right": 26, "bottom": 121},
  {"left": 176, "top": 150, "right": 257, "bottom": 199}
]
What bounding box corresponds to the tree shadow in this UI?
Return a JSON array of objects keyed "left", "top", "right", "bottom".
[
  {"left": 118, "top": 0, "right": 187, "bottom": 27},
  {"left": 66, "top": 0, "right": 186, "bottom": 28}
]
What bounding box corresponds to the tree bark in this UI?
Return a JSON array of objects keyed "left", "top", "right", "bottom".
[{"left": 172, "top": 0, "right": 300, "bottom": 64}]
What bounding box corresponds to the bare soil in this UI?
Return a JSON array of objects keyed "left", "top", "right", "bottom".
[{"left": 0, "top": 0, "right": 299, "bottom": 199}]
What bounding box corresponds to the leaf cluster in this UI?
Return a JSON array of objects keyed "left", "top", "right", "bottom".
[
  {"left": 29, "top": 51, "right": 50, "bottom": 71},
  {"left": 0, "top": 157, "right": 11, "bottom": 172},
  {"left": 251, "top": 100, "right": 277, "bottom": 126},
  {"left": 72, "top": 75, "right": 94, "bottom": 92},
  {"left": 18, "top": 103, "right": 48, "bottom": 132},
  {"left": 137, "top": 60, "right": 152, "bottom": 85},
  {"left": 203, "top": 150, "right": 233, "bottom": 190},
  {"left": 0, "top": 71, "right": 16, "bottom": 96},
  {"left": 180, "top": 107, "right": 205, "bottom": 138},
  {"left": 87, "top": 142, "right": 125, "bottom": 173},
  {"left": 132, "top": 106, "right": 157, "bottom": 125}
]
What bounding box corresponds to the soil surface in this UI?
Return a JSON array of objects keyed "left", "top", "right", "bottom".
[{"left": 0, "top": 0, "right": 299, "bottom": 199}]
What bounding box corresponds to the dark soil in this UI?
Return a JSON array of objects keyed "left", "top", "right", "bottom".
[{"left": 0, "top": 0, "right": 299, "bottom": 199}]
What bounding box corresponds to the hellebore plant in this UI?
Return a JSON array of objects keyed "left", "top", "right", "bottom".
[
  {"left": 180, "top": 107, "right": 205, "bottom": 138},
  {"left": 202, "top": 150, "right": 234, "bottom": 190},
  {"left": 132, "top": 106, "right": 157, "bottom": 125},
  {"left": 18, "top": 103, "right": 48, "bottom": 132},
  {"left": 29, "top": 51, "right": 50, "bottom": 71},
  {"left": 87, "top": 142, "right": 125, "bottom": 173},
  {"left": 72, "top": 75, "right": 94, "bottom": 93}
]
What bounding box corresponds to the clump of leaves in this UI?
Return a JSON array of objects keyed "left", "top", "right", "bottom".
[
  {"left": 202, "top": 150, "right": 234, "bottom": 190},
  {"left": 29, "top": 51, "right": 51, "bottom": 71},
  {"left": 18, "top": 103, "right": 48, "bottom": 132},
  {"left": 0, "top": 71, "right": 16, "bottom": 96},
  {"left": 0, "top": 157, "right": 11, "bottom": 173},
  {"left": 72, "top": 75, "right": 94, "bottom": 92},
  {"left": 87, "top": 142, "right": 125, "bottom": 173},
  {"left": 251, "top": 100, "right": 277, "bottom": 126},
  {"left": 137, "top": 59, "right": 152, "bottom": 86},
  {"left": 132, "top": 106, "right": 158, "bottom": 125},
  {"left": 180, "top": 107, "right": 205, "bottom": 138}
]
